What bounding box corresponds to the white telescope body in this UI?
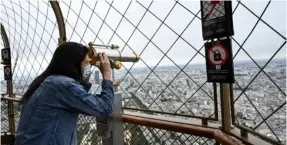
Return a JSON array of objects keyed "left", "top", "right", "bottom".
[
  {"left": 87, "top": 43, "right": 140, "bottom": 69},
  {"left": 95, "top": 48, "right": 139, "bottom": 62}
]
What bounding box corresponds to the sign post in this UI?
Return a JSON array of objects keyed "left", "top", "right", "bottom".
[
  {"left": 97, "top": 92, "right": 124, "bottom": 145},
  {"left": 205, "top": 38, "right": 234, "bottom": 83},
  {"left": 200, "top": 0, "right": 234, "bottom": 132},
  {"left": 1, "top": 24, "right": 16, "bottom": 136}
]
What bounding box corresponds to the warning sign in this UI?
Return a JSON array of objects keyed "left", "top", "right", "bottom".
[
  {"left": 200, "top": 1, "right": 234, "bottom": 40},
  {"left": 1, "top": 48, "right": 11, "bottom": 65},
  {"left": 208, "top": 43, "right": 228, "bottom": 68},
  {"left": 4, "top": 65, "right": 12, "bottom": 80},
  {"left": 205, "top": 38, "right": 234, "bottom": 83}
]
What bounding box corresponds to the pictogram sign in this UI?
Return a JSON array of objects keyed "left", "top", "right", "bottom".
[
  {"left": 205, "top": 38, "right": 234, "bottom": 83},
  {"left": 207, "top": 43, "right": 228, "bottom": 69},
  {"left": 4, "top": 65, "right": 12, "bottom": 80},
  {"left": 1, "top": 48, "right": 11, "bottom": 65},
  {"left": 200, "top": 0, "right": 234, "bottom": 40}
]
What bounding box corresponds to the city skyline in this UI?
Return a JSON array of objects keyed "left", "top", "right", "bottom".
[{"left": 0, "top": 0, "right": 286, "bottom": 76}]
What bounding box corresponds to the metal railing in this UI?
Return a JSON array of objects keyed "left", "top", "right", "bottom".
[
  {"left": 1, "top": 0, "right": 286, "bottom": 145},
  {"left": 1, "top": 97, "right": 247, "bottom": 145}
]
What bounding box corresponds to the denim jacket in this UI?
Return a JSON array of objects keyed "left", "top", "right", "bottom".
[{"left": 14, "top": 75, "right": 114, "bottom": 145}]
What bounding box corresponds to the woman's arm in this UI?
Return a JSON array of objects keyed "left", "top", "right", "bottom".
[{"left": 58, "top": 79, "right": 114, "bottom": 116}]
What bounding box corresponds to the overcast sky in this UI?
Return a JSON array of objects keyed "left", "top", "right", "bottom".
[{"left": 0, "top": 0, "right": 286, "bottom": 79}]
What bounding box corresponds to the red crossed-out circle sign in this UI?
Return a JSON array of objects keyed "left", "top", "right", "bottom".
[{"left": 207, "top": 43, "right": 228, "bottom": 66}]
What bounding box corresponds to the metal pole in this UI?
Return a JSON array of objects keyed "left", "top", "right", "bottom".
[
  {"left": 99, "top": 68, "right": 123, "bottom": 145},
  {"left": 1, "top": 23, "right": 16, "bottom": 135},
  {"left": 101, "top": 92, "right": 124, "bottom": 145},
  {"left": 213, "top": 82, "right": 219, "bottom": 120},
  {"left": 229, "top": 83, "right": 235, "bottom": 124},
  {"left": 112, "top": 69, "right": 118, "bottom": 92},
  {"left": 220, "top": 83, "right": 231, "bottom": 131},
  {"left": 7, "top": 82, "right": 15, "bottom": 135},
  {"left": 50, "top": 1, "right": 66, "bottom": 44}
]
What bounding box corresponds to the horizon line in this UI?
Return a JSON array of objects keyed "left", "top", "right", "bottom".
[{"left": 119, "top": 57, "right": 286, "bottom": 70}]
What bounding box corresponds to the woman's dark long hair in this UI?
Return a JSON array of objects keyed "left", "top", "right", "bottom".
[{"left": 20, "top": 42, "right": 89, "bottom": 105}]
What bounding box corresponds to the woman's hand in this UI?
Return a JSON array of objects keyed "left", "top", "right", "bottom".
[{"left": 98, "top": 52, "right": 111, "bottom": 80}]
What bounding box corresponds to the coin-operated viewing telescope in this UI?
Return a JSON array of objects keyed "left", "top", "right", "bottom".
[
  {"left": 87, "top": 42, "right": 139, "bottom": 143},
  {"left": 87, "top": 42, "right": 140, "bottom": 70}
]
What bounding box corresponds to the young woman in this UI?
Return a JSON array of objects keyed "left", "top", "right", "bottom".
[{"left": 14, "top": 42, "right": 114, "bottom": 145}]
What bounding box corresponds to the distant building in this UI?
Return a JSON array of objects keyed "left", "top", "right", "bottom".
[{"left": 94, "top": 70, "right": 100, "bottom": 84}]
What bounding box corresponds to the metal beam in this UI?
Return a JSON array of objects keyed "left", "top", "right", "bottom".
[
  {"left": 0, "top": 23, "right": 15, "bottom": 135},
  {"left": 50, "top": 1, "right": 66, "bottom": 45}
]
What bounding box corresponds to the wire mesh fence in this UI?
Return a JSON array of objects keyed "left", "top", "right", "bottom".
[
  {"left": 0, "top": 0, "right": 59, "bottom": 96},
  {"left": 0, "top": 107, "right": 216, "bottom": 145},
  {"left": 1, "top": 100, "right": 9, "bottom": 133},
  {"left": 77, "top": 116, "right": 217, "bottom": 145},
  {"left": 0, "top": 0, "right": 286, "bottom": 144},
  {"left": 1, "top": 99, "right": 21, "bottom": 134},
  {"left": 229, "top": 1, "right": 286, "bottom": 144},
  {"left": 124, "top": 123, "right": 216, "bottom": 145},
  {"left": 58, "top": 0, "right": 217, "bottom": 120},
  {"left": 77, "top": 115, "right": 101, "bottom": 145}
]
